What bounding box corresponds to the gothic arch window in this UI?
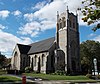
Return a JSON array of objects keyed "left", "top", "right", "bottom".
[
  {"left": 69, "top": 20, "right": 71, "bottom": 27},
  {"left": 42, "top": 54, "right": 45, "bottom": 66},
  {"left": 60, "top": 22, "right": 62, "bottom": 28},
  {"left": 73, "top": 18, "right": 76, "bottom": 28},
  {"left": 14, "top": 52, "right": 18, "bottom": 69},
  {"left": 73, "top": 22, "right": 75, "bottom": 28},
  {"left": 34, "top": 55, "right": 37, "bottom": 66},
  {"left": 70, "top": 41, "right": 76, "bottom": 57},
  {"left": 59, "top": 19, "right": 62, "bottom": 29},
  {"left": 31, "top": 57, "right": 33, "bottom": 70},
  {"left": 14, "top": 52, "right": 17, "bottom": 56},
  {"left": 62, "top": 17, "right": 66, "bottom": 27},
  {"left": 64, "top": 21, "right": 66, "bottom": 27},
  {"left": 28, "top": 56, "right": 30, "bottom": 66},
  {"left": 69, "top": 16, "right": 73, "bottom": 28},
  {"left": 14, "top": 52, "right": 18, "bottom": 60}
]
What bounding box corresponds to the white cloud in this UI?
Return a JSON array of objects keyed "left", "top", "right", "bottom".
[
  {"left": 31, "top": 31, "right": 39, "bottom": 37},
  {"left": 20, "top": 37, "right": 33, "bottom": 44},
  {"left": 40, "top": 20, "right": 55, "bottom": 30},
  {"left": 93, "top": 35, "right": 100, "bottom": 42},
  {"left": 24, "top": 13, "right": 34, "bottom": 21},
  {"left": 34, "top": 0, "right": 66, "bottom": 21},
  {"left": 12, "top": 10, "right": 22, "bottom": 16},
  {"left": 0, "top": 10, "right": 10, "bottom": 19},
  {"left": 18, "top": 19, "right": 56, "bottom": 37},
  {"left": 32, "top": 1, "right": 46, "bottom": 10},
  {"left": 19, "top": 0, "right": 86, "bottom": 37},
  {"left": 0, "top": 30, "right": 32, "bottom": 57},
  {"left": 18, "top": 21, "right": 41, "bottom": 37},
  {"left": 88, "top": 33, "right": 96, "bottom": 38},
  {"left": 0, "top": 24, "right": 6, "bottom": 29},
  {"left": 20, "top": 0, "right": 66, "bottom": 36}
]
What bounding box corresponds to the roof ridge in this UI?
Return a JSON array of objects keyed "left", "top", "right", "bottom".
[
  {"left": 17, "top": 43, "right": 31, "bottom": 46},
  {"left": 29, "top": 37, "right": 55, "bottom": 46},
  {"left": 28, "top": 37, "right": 55, "bottom": 55}
]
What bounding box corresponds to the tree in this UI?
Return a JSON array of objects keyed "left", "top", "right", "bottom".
[
  {"left": 0, "top": 52, "right": 7, "bottom": 68},
  {"left": 81, "top": 57, "right": 90, "bottom": 73},
  {"left": 79, "top": 0, "right": 100, "bottom": 31},
  {"left": 80, "top": 40, "right": 100, "bottom": 74}
]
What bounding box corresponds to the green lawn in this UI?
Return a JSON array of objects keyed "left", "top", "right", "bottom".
[
  {"left": 25, "top": 73, "right": 92, "bottom": 80},
  {"left": 0, "top": 75, "right": 21, "bottom": 82},
  {"left": 0, "top": 69, "right": 7, "bottom": 75}
]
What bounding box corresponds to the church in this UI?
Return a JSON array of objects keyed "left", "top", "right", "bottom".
[{"left": 11, "top": 8, "right": 81, "bottom": 74}]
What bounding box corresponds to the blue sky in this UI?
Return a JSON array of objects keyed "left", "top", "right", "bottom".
[{"left": 0, "top": 0, "right": 100, "bottom": 58}]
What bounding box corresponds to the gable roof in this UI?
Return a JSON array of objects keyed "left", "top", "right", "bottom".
[
  {"left": 28, "top": 37, "right": 55, "bottom": 55},
  {"left": 17, "top": 44, "right": 31, "bottom": 54}
]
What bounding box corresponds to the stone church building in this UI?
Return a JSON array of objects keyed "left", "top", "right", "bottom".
[{"left": 11, "top": 9, "right": 81, "bottom": 74}]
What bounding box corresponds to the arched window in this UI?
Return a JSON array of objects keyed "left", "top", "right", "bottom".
[
  {"left": 60, "top": 22, "right": 62, "bottom": 28},
  {"left": 73, "top": 22, "right": 75, "bottom": 28},
  {"left": 73, "top": 18, "right": 76, "bottom": 28},
  {"left": 63, "top": 21, "right": 66, "bottom": 27},
  {"left": 70, "top": 41, "right": 76, "bottom": 57},
  {"left": 42, "top": 54, "right": 45, "bottom": 66},
  {"left": 62, "top": 17, "right": 66, "bottom": 27},
  {"left": 28, "top": 56, "right": 30, "bottom": 66},
  {"left": 34, "top": 55, "right": 37, "bottom": 66},
  {"left": 31, "top": 57, "right": 33, "bottom": 70},
  {"left": 14, "top": 52, "right": 18, "bottom": 69},
  {"left": 59, "top": 19, "right": 62, "bottom": 29},
  {"left": 69, "top": 20, "right": 71, "bottom": 27}
]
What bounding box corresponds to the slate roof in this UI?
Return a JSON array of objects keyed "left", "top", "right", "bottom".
[
  {"left": 17, "top": 44, "right": 31, "bottom": 54},
  {"left": 28, "top": 37, "right": 55, "bottom": 55}
]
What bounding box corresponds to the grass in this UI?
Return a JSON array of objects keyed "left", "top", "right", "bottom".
[
  {"left": 25, "top": 73, "right": 92, "bottom": 80},
  {"left": 0, "top": 75, "right": 21, "bottom": 82},
  {"left": 0, "top": 69, "right": 7, "bottom": 75}
]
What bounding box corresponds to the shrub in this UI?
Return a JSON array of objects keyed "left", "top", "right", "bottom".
[
  {"left": 55, "top": 70, "right": 67, "bottom": 75},
  {"left": 32, "top": 71, "right": 39, "bottom": 74},
  {"left": 96, "top": 75, "right": 100, "bottom": 79},
  {"left": 0, "top": 69, "right": 7, "bottom": 75},
  {"left": 25, "top": 66, "right": 32, "bottom": 73},
  {"left": 86, "top": 74, "right": 92, "bottom": 78}
]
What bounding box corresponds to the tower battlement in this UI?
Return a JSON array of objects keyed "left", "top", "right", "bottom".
[{"left": 55, "top": 9, "right": 81, "bottom": 74}]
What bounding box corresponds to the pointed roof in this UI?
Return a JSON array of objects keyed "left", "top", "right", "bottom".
[
  {"left": 28, "top": 37, "right": 55, "bottom": 55},
  {"left": 17, "top": 44, "right": 31, "bottom": 54}
]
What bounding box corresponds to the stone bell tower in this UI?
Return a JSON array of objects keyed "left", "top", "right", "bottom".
[{"left": 55, "top": 7, "right": 81, "bottom": 74}]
